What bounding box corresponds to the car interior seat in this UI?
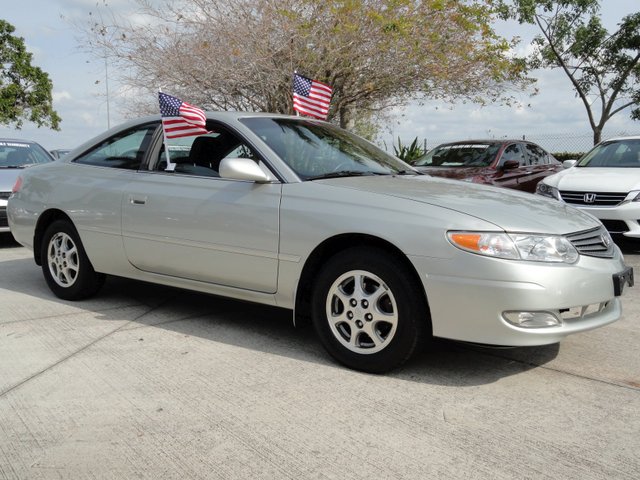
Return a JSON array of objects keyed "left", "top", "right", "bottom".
[
  {"left": 618, "top": 149, "right": 640, "bottom": 167},
  {"left": 189, "top": 136, "right": 223, "bottom": 171},
  {"left": 5, "top": 149, "right": 31, "bottom": 166},
  {"left": 168, "top": 135, "right": 221, "bottom": 177}
]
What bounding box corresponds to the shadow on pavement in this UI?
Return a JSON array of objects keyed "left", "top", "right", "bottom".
[
  {"left": 0, "top": 233, "right": 20, "bottom": 249},
  {"left": 0, "top": 254, "right": 560, "bottom": 387},
  {"left": 614, "top": 235, "right": 640, "bottom": 255}
]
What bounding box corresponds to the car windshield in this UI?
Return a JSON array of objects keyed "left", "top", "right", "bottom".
[
  {"left": 0, "top": 141, "right": 52, "bottom": 167},
  {"left": 413, "top": 143, "right": 501, "bottom": 167},
  {"left": 240, "top": 117, "right": 416, "bottom": 180},
  {"left": 577, "top": 139, "right": 640, "bottom": 168}
]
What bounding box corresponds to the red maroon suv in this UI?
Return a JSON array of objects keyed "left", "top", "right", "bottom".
[{"left": 412, "top": 140, "right": 563, "bottom": 193}]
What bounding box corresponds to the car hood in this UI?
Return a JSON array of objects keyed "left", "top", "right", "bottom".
[
  {"left": 319, "top": 175, "right": 600, "bottom": 234},
  {"left": 543, "top": 167, "right": 640, "bottom": 192},
  {"left": 415, "top": 166, "right": 489, "bottom": 180},
  {"left": 0, "top": 168, "right": 22, "bottom": 193}
]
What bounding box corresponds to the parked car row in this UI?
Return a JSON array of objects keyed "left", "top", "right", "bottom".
[
  {"left": 5, "top": 114, "right": 634, "bottom": 372},
  {"left": 413, "top": 136, "right": 640, "bottom": 242}
]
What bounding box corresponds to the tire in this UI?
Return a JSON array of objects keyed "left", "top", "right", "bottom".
[
  {"left": 311, "top": 247, "right": 429, "bottom": 373},
  {"left": 40, "top": 220, "right": 105, "bottom": 300}
]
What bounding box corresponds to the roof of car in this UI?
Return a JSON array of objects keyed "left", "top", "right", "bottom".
[
  {"left": 127, "top": 111, "right": 316, "bottom": 123},
  {"left": 103, "top": 112, "right": 323, "bottom": 138},
  {"left": 0, "top": 138, "right": 40, "bottom": 144},
  {"left": 602, "top": 136, "right": 640, "bottom": 142},
  {"left": 437, "top": 139, "right": 536, "bottom": 146}
]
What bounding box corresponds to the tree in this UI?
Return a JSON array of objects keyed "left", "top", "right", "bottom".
[
  {"left": 85, "top": 0, "right": 531, "bottom": 129},
  {"left": 497, "top": 1, "right": 640, "bottom": 145},
  {"left": 0, "top": 20, "right": 60, "bottom": 130}
]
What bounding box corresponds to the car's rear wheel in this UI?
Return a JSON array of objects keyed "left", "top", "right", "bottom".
[
  {"left": 312, "top": 247, "right": 429, "bottom": 373},
  {"left": 41, "top": 220, "right": 105, "bottom": 300}
]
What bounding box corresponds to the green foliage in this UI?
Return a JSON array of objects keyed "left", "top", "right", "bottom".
[
  {"left": 86, "top": 0, "right": 532, "bottom": 130},
  {"left": 393, "top": 137, "right": 426, "bottom": 162},
  {"left": 0, "top": 19, "right": 60, "bottom": 130},
  {"left": 552, "top": 151, "right": 585, "bottom": 161},
  {"left": 496, "top": 1, "right": 640, "bottom": 145}
]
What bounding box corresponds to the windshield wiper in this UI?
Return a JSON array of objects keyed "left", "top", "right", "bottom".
[
  {"left": 0, "top": 165, "right": 25, "bottom": 169},
  {"left": 307, "top": 170, "right": 379, "bottom": 180},
  {"left": 394, "top": 169, "right": 421, "bottom": 175}
]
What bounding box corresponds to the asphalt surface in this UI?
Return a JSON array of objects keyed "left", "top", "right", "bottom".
[{"left": 1, "top": 232, "right": 639, "bottom": 479}]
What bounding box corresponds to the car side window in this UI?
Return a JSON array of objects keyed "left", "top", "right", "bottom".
[
  {"left": 524, "top": 144, "right": 548, "bottom": 165},
  {"left": 500, "top": 143, "right": 525, "bottom": 166},
  {"left": 74, "top": 123, "right": 158, "bottom": 170},
  {"left": 155, "top": 124, "right": 258, "bottom": 176}
]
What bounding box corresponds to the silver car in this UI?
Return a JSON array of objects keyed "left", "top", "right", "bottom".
[
  {"left": 7, "top": 113, "right": 634, "bottom": 372},
  {"left": 0, "top": 138, "right": 54, "bottom": 233}
]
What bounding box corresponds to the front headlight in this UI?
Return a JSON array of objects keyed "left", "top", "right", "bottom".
[
  {"left": 448, "top": 231, "right": 579, "bottom": 263},
  {"left": 536, "top": 182, "right": 560, "bottom": 200}
]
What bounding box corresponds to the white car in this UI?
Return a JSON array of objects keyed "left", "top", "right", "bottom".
[
  {"left": 536, "top": 136, "right": 640, "bottom": 237},
  {"left": 7, "top": 114, "right": 634, "bottom": 372}
]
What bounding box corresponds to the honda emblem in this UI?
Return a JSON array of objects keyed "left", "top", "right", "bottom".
[{"left": 584, "top": 193, "right": 597, "bottom": 203}]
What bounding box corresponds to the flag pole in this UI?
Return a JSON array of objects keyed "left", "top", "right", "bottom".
[
  {"left": 161, "top": 129, "right": 175, "bottom": 172},
  {"left": 293, "top": 70, "right": 300, "bottom": 116},
  {"left": 158, "top": 89, "right": 175, "bottom": 172}
]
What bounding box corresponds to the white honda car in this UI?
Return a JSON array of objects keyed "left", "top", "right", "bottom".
[{"left": 536, "top": 136, "right": 640, "bottom": 237}]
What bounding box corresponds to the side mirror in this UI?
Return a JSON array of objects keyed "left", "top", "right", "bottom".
[
  {"left": 219, "top": 158, "right": 271, "bottom": 183},
  {"left": 501, "top": 160, "right": 520, "bottom": 170},
  {"left": 563, "top": 160, "right": 577, "bottom": 169}
]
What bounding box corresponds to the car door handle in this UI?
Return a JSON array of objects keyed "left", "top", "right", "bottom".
[{"left": 129, "top": 195, "right": 147, "bottom": 205}]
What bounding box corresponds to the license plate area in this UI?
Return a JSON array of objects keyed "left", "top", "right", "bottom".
[{"left": 613, "top": 267, "right": 634, "bottom": 296}]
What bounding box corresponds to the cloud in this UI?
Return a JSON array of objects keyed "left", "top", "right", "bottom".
[{"left": 53, "top": 91, "right": 73, "bottom": 103}]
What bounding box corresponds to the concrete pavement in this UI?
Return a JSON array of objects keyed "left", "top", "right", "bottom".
[{"left": 1, "top": 233, "right": 639, "bottom": 479}]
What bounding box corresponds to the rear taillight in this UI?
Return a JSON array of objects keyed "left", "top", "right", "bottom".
[{"left": 12, "top": 176, "right": 22, "bottom": 193}]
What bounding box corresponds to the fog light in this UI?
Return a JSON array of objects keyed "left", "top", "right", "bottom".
[{"left": 503, "top": 311, "right": 562, "bottom": 328}]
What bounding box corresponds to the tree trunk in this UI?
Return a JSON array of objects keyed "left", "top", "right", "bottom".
[
  {"left": 593, "top": 128, "right": 602, "bottom": 146},
  {"left": 339, "top": 104, "right": 348, "bottom": 129},
  {"left": 339, "top": 103, "right": 355, "bottom": 130}
]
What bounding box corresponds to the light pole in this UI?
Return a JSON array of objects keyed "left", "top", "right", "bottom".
[{"left": 104, "top": 53, "right": 110, "bottom": 129}]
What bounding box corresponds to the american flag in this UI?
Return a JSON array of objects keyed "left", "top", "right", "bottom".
[
  {"left": 292, "top": 73, "right": 333, "bottom": 120},
  {"left": 158, "top": 92, "right": 208, "bottom": 139}
]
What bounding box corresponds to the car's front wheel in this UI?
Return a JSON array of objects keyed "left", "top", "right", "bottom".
[
  {"left": 312, "top": 247, "right": 429, "bottom": 373},
  {"left": 41, "top": 220, "right": 105, "bottom": 300}
]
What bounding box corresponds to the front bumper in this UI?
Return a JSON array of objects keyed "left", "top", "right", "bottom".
[
  {"left": 0, "top": 198, "right": 8, "bottom": 232},
  {"left": 568, "top": 202, "right": 640, "bottom": 238},
  {"left": 409, "top": 248, "right": 631, "bottom": 346}
]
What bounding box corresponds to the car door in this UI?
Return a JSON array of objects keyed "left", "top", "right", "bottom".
[
  {"left": 491, "top": 142, "right": 532, "bottom": 190},
  {"left": 57, "top": 122, "right": 159, "bottom": 272},
  {"left": 523, "top": 143, "right": 562, "bottom": 191},
  {"left": 121, "top": 125, "right": 281, "bottom": 293}
]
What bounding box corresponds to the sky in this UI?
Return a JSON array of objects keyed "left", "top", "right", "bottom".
[{"left": 1, "top": 0, "right": 639, "bottom": 153}]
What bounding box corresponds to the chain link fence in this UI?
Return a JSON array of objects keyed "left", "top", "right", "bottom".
[{"left": 418, "top": 129, "right": 640, "bottom": 157}]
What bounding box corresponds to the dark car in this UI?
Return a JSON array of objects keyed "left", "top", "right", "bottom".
[
  {"left": 50, "top": 149, "right": 72, "bottom": 159},
  {"left": 412, "top": 140, "right": 563, "bottom": 193},
  {"left": 0, "top": 139, "right": 54, "bottom": 233}
]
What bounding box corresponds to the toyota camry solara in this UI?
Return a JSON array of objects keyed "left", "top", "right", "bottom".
[{"left": 7, "top": 113, "right": 634, "bottom": 372}]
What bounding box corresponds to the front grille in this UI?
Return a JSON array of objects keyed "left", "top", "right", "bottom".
[
  {"left": 0, "top": 191, "right": 10, "bottom": 200},
  {"left": 600, "top": 219, "right": 629, "bottom": 233},
  {"left": 560, "top": 190, "right": 627, "bottom": 206},
  {"left": 566, "top": 226, "right": 614, "bottom": 258},
  {"left": 0, "top": 209, "right": 7, "bottom": 228}
]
